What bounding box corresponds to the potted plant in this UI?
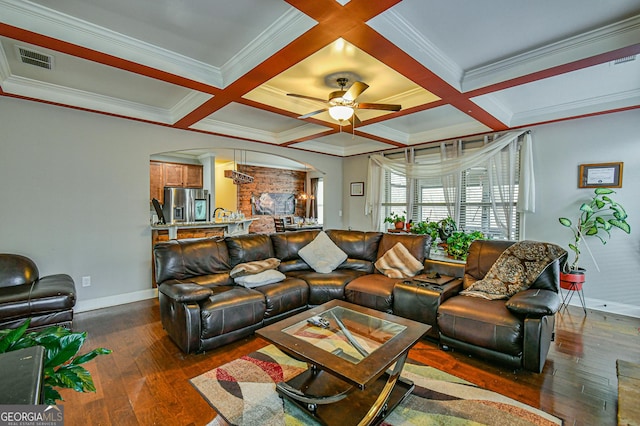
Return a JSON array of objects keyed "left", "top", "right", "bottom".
[
  {"left": 445, "top": 230, "right": 486, "bottom": 260},
  {"left": 0, "top": 318, "right": 112, "bottom": 404},
  {"left": 438, "top": 216, "right": 457, "bottom": 241},
  {"left": 558, "top": 187, "right": 631, "bottom": 289},
  {"left": 384, "top": 211, "right": 406, "bottom": 230}
]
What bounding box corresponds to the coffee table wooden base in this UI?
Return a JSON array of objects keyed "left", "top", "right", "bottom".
[{"left": 276, "top": 353, "right": 413, "bottom": 426}]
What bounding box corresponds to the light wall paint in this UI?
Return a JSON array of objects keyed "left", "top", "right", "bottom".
[
  {"left": 344, "top": 109, "right": 640, "bottom": 318},
  {"left": 0, "top": 97, "right": 343, "bottom": 312}
]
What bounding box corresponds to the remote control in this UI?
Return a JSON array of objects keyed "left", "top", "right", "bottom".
[{"left": 307, "top": 316, "right": 330, "bottom": 328}]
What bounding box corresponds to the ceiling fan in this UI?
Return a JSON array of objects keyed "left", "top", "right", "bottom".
[{"left": 287, "top": 77, "right": 401, "bottom": 126}]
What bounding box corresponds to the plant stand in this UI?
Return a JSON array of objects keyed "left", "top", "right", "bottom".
[{"left": 559, "top": 272, "right": 587, "bottom": 315}]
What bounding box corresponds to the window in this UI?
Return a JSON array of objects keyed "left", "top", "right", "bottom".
[
  {"left": 316, "top": 178, "right": 324, "bottom": 224},
  {"left": 381, "top": 139, "right": 522, "bottom": 240}
]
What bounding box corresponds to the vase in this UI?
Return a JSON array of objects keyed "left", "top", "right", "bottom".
[{"left": 395, "top": 221, "right": 405, "bottom": 230}]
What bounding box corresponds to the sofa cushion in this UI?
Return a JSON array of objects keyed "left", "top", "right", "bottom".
[
  {"left": 230, "top": 258, "right": 281, "bottom": 278},
  {"left": 234, "top": 270, "right": 286, "bottom": 288},
  {"left": 374, "top": 242, "right": 423, "bottom": 278},
  {"left": 438, "top": 296, "right": 523, "bottom": 356},
  {"left": 154, "top": 238, "right": 231, "bottom": 283},
  {"left": 377, "top": 233, "right": 429, "bottom": 265},
  {"left": 251, "top": 277, "right": 309, "bottom": 320},
  {"left": 225, "top": 234, "right": 275, "bottom": 267},
  {"left": 271, "top": 230, "right": 320, "bottom": 261},
  {"left": 461, "top": 241, "right": 567, "bottom": 300},
  {"left": 326, "top": 230, "right": 382, "bottom": 259},
  {"left": 298, "top": 231, "right": 348, "bottom": 274},
  {"left": 344, "top": 274, "right": 397, "bottom": 313},
  {"left": 287, "top": 269, "right": 365, "bottom": 305}
]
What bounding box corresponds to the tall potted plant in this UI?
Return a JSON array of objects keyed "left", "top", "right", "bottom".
[
  {"left": 558, "top": 187, "right": 631, "bottom": 289},
  {"left": 0, "top": 318, "right": 111, "bottom": 404}
]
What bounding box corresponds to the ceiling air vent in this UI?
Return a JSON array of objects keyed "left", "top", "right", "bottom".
[
  {"left": 613, "top": 55, "right": 636, "bottom": 65},
  {"left": 15, "top": 46, "right": 54, "bottom": 70}
]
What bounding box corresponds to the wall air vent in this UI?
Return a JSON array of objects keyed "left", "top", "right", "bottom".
[
  {"left": 613, "top": 55, "right": 636, "bottom": 65},
  {"left": 15, "top": 46, "right": 54, "bottom": 70}
]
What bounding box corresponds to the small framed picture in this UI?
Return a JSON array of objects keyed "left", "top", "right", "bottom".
[
  {"left": 578, "top": 162, "right": 623, "bottom": 188},
  {"left": 350, "top": 182, "right": 364, "bottom": 196}
]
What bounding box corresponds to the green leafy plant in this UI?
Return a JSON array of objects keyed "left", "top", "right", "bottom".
[
  {"left": 411, "top": 220, "right": 440, "bottom": 241},
  {"left": 558, "top": 187, "right": 631, "bottom": 272},
  {"left": 0, "top": 319, "right": 111, "bottom": 404},
  {"left": 384, "top": 211, "right": 406, "bottom": 224},
  {"left": 446, "top": 230, "right": 485, "bottom": 260}
]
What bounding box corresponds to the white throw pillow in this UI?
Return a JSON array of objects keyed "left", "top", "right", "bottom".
[
  {"left": 298, "top": 231, "right": 348, "bottom": 274},
  {"left": 375, "top": 242, "right": 423, "bottom": 279},
  {"left": 234, "top": 269, "right": 286, "bottom": 288}
]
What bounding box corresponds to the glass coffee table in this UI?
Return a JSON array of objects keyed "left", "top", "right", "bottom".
[{"left": 256, "top": 300, "right": 431, "bottom": 426}]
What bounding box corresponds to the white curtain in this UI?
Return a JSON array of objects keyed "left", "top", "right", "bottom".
[{"left": 364, "top": 130, "right": 534, "bottom": 231}]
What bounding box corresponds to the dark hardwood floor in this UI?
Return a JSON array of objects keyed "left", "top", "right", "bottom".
[{"left": 60, "top": 299, "right": 640, "bottom": 425}]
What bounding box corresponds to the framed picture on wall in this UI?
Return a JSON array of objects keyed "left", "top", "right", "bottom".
[
  {"left": 350, "top": 182, "right": 364, "bottom": 196},
  {"left": 578, "top": 162, "right": 623, "bottom": 188}
]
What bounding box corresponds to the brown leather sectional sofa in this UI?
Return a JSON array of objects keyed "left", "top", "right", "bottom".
[{"left": 153, "top": 230, "right": 564, "bottom": 372}]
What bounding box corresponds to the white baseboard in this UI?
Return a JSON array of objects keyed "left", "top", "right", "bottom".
[
  {"left": 75, "top": 288, "right": 158, "bottom": 313},
  {"left": 563, "top": 294, "right": 640, "bottom": 318}
]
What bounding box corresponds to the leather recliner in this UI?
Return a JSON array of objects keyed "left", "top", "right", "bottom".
[
  {"left": 437, "top": 240, "right": 567, "bottom": 373},
  {"left": 0, "top": 254, "right": 77, "bottom": 330}
]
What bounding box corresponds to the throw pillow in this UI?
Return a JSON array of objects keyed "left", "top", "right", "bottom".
[
  {"left": 460, "top": 240, "right": 567, "bottom": 300},
  {"left": 230, "top": 258, "right": 281, "bottom": 278},
  {"left": 298, "top": 231, "right": 348, "bottom": 274},
  {"left": 374, "top": 242, "right": 423, "bottom": 279},
  {"left": 234, "top": 269, "right": 286, "bottom": 288}
]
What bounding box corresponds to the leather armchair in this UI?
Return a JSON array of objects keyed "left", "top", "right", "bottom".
[
  {"left": 437, "top": 240, "right": 566, "bottom": 372},
  {"left": 0, "top": 254, "right": 76, "bottom": 330}
]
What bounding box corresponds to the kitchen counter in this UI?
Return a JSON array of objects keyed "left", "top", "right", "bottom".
[{"left": 151, "top": 219, "right": 253, "bottom": 237}]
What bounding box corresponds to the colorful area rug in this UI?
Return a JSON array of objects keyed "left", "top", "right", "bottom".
[{"left": 191, "top": 345, "right": 562, "bottom": 426}]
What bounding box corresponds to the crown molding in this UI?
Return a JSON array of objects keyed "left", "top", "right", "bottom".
[
  {"left": 470, "top": 95, "right": 514, "bottom": 126},
  {"left": 220, "top": 7, "right": 316, "bottom": 86},
  {"left": 191, "top": 118, "right": 280, "bottom": 143},
  {"left": 367, "top": 9, "right": 463, "bottom": 91},
  {"left": 358, "top": 123, "right": 410, "bottom": 144},
  {"left": 0, "top": 0, "right": 224, "bottom": 87},
  {"left": 2, "top": 74, "right": 177, "bottom": 123},
  {"left": 463, "top": 15, "right": 640, "bottom": 92},
  {"left": 169, "top": 92, "right": 213, "bottom": 124},
  {"left": 510, "top": 88, "right": 640, "bottom": 126}
]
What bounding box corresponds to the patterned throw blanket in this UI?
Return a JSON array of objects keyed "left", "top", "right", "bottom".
[{"left": 461, "top": 241, "right": 566, "bottom": 300}]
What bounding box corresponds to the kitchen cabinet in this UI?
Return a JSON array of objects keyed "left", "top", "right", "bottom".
[
  {"left": 150, "top": 161, "right": 164, "bottom": 202},
  {"left": 150, "top": 161, "right": 203, "bottom": 203}
]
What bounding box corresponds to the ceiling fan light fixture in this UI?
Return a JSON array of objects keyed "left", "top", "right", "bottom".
[{"left": 329, "top": 105, "right": 354, "bottom": 121}]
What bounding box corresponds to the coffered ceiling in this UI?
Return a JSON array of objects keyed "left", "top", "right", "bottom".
[{"left": 1, "top": 0, "right": 639, "bottom": 157}]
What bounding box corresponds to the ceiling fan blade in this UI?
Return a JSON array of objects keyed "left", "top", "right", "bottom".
[
  {"left": 349, "top": 113, "right": 361, "bottom": 127},
  {"left": 287, "top": 93, "right": 328, "bottom": 103},
  {"left": 343, "top": 81, "right": 369, "bottom": 102},
  {"left": 298, "top": 108, "right": 327, "bottom": 119},
  {"left": 357, "top": 102, "right": 401, "bottom": 111}
]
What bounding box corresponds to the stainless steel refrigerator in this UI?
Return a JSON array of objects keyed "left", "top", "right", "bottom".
[{"left": 162, "top": 187, "right": 210, "bottom": 223}]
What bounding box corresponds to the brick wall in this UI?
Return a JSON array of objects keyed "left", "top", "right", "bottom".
[{"left": 237, "top": 164, "right": 305, "bottom": 233}]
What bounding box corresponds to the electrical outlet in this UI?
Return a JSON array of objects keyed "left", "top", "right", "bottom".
[{"left": 82, "top": 276, "right": 91, "bottom": 287}]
